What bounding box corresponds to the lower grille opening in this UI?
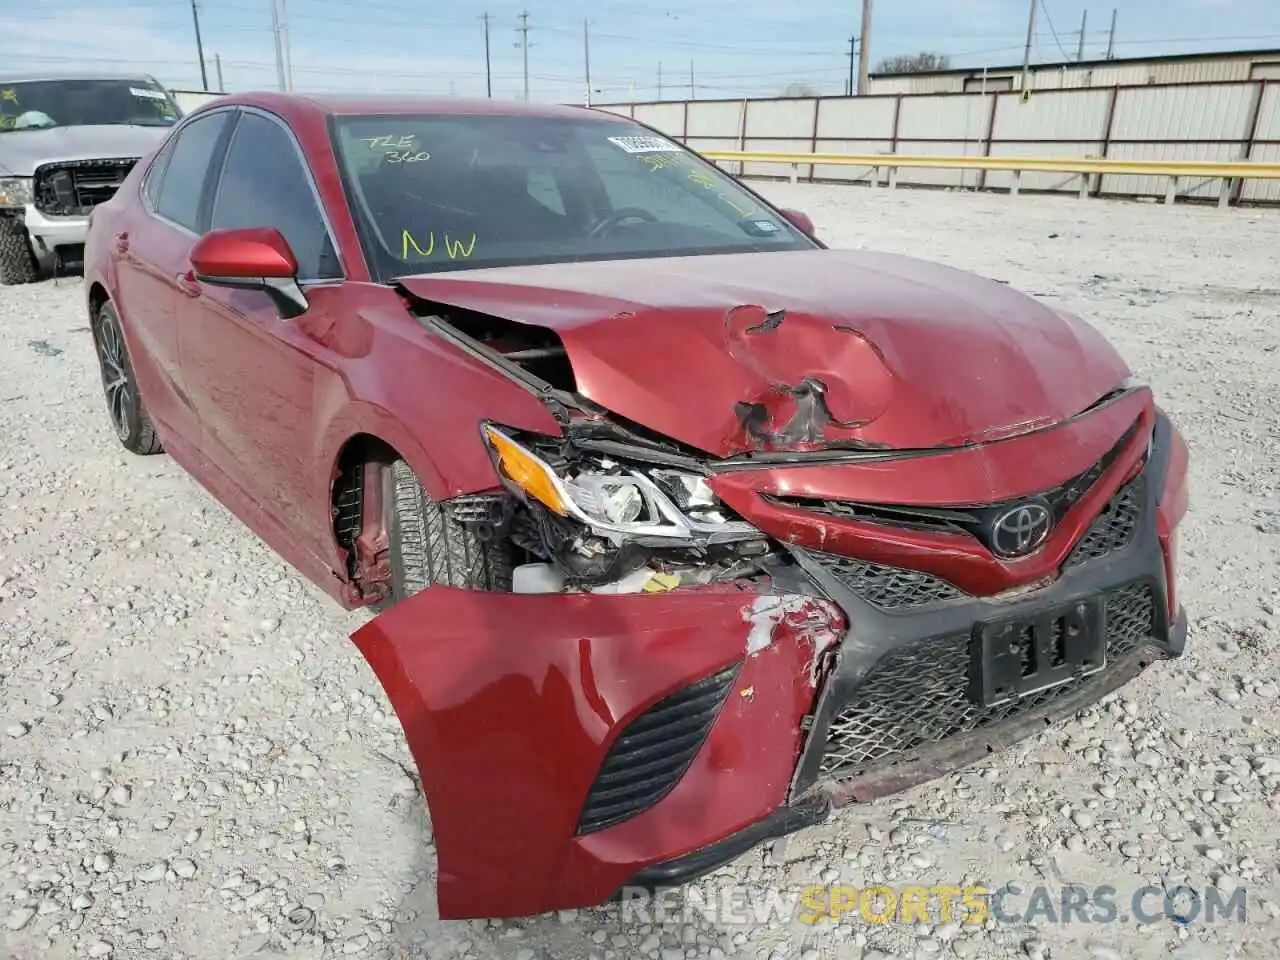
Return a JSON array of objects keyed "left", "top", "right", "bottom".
[
  {"left": 576, "top": 662, "right": 740, "bottom": 835},
  {"left": 817, "top": 582, "right": 1156, "bottom": 781}
]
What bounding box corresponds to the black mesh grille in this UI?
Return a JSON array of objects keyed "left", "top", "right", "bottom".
[
  {"left": 817, "top": 583, "right": 1156, "bottom": 780},
  {"left": 1064, "top": 483, "right": 1142, "bottom": 569},
  {"left": 807, "top": 553, "right": 968, "bottom": 610},
  {"left": 577, "top": 662, "right": 740, "bottom": 835}
]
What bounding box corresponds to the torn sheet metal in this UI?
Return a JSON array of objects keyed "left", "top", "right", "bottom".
[{"left": 743, "top": 595, "right": 845, "bottom": 688}]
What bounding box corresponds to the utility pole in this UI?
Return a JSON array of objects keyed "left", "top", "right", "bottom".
[
  {"left": 1020, "top": 0, "right": 1036, "bottom": 94},
  {"left": 689, "top": 60, "right": 695, "bottom": 99},
  {"left": 846, "top": 35, "right": 856, "bottom": 96},
  {"left": 515, "top": 11, "right": 530, "bottom": 102},
  {"left": 657, "top": 62, "right": 663, "bottom": 100},
  {"left": 481, "top": 13, "right": 492, "bottom": 97},
  {"left": 190, "top": 0, "right": 208, "bottom": 90},
  {"left": 214, "top": 53, "right": 224, "bottom": 92},
  {"left": 1105, "top": 8, "right": 1117, "bottom": 59},
  {"left": 270, "top": 0, "right": 286, "bottom": 92},
  {"left": 279, "top": 0, "right": 294, "bottom": 91},
  {"left": 856, "top": 0, "right": 873, "bottom": 95},
  {"left": 1076, "top": 9, "right": 1088, "bottom": 60},
  {"left": 583, "top": 19, "right": 592, "bottom": 106}
]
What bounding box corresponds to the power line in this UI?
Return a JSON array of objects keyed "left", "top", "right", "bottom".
[{"left": 1037, "top": 0, "right": 1074, "bottom": 61}]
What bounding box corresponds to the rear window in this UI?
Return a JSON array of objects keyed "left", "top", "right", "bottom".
[{"left": 331, "top": 112, "right": 814, "bottom": 281}]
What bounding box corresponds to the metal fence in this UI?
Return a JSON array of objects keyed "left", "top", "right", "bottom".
[{"left": 597, "top": 79, "right": 1280, "bottom": 204}]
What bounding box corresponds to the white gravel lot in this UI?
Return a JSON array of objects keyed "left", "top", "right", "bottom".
[{"left": 2, "top": 184, "right": 1279, "bottom": 960}]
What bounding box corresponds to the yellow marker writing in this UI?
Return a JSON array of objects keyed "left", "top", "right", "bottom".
[
  {"left": 401, "top": 229, "right": 434, "bottom": 259},
  {"left": 444, "top": 234, "right": 477, "bottom": 259}
]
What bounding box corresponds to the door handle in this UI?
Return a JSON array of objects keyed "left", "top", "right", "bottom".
[
  {"left": 175, "top": 270, "right": 202, "bottom": 298},
  {"left": 113, "top": 232, "right": 129, "bottom": 255}
]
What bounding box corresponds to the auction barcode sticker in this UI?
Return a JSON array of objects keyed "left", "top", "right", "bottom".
[{"left": 607, "top": 135, "right": 684, "bottom": 154}]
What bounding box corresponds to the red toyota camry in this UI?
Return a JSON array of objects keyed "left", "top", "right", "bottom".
[{"left": 82, "top": 93, "right": 1190, "bottom": 921}]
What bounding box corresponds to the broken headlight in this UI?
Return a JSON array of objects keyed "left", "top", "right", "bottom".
[{"left": 480, "top": 423, "right": 758, "bottom": 546}]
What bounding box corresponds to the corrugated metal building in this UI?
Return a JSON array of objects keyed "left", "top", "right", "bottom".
[{"left": 870, "top": 47, "right": 1280, "bottom": 95}]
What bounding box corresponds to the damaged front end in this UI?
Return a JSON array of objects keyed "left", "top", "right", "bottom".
[{"left": 349, "top": 291, "right": 1188, "bottom": 921}]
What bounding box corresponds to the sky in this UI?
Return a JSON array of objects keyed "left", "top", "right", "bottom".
[{"left": 0, "top": 0, "right": 1277, "bottom": 103}]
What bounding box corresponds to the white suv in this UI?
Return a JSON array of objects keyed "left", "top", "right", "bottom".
[{"left": 0, "top": 71, "right": 181, "bottom": 283}]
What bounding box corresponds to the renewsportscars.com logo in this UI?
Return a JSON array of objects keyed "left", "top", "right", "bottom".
[{"left": 614, "top": 882, "right": 1248, "bottom": 928}]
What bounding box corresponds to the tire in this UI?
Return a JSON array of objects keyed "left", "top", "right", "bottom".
[
  {"left": 383, "top": 459, "right": 513, "bottom": 603},
  {"left": 0, "top": 221, "right": 38, "bottom": 285},
  {"left": 92, "top": 300, "right": 163, "bottom": 455}
]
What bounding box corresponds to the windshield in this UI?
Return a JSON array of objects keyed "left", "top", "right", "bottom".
[
  {"left": 0, "top": 78, "right": 181, "bottom": 131},
  {"left": 332, "top": 113, "right": 815, "bottom": 280}
]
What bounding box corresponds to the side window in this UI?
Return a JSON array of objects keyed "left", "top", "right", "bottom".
[
  {"left": 143, "top": 138, "right": 174, "bottom": 209},
  {"left": 210, "top": 112, "right": 340, "bottom": 280},
  {"left": 153, "top": 112, "right": 229, "bottom": 231}
]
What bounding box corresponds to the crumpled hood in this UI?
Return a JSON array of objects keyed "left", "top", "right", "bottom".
[
  {"left": 397, "top": 248, "right": 1131, "bottom": 456},
  {"left": 0, "top": 124, "right": 169, "bottom": 176}
]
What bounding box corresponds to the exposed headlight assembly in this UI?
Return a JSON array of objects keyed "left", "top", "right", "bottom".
[
  {"left": 480, "top": 423, "right": 758, "bottom": 546},
  {"left": 0, "top": 177, "right": 32, "bottom": 209}
]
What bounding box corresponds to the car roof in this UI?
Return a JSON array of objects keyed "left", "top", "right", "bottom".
[
  {"left": 0, "top": 70, "right": 160, "bottom": 83},
  {"left": 200, "top": 90, "right": 632, "bottom": 124}
]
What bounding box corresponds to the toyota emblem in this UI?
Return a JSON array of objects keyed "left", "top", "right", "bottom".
[{"left": 990, "top": 501, "right": 1053, "bottom": 557}]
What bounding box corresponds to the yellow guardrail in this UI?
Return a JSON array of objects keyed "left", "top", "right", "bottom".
[{"left": 699, "top": 149, "right": 1280, "bottom": 205}]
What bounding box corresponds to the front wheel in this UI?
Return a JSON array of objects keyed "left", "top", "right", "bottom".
[
  {"left": 92, "top": 301, "right": 163, "bottom": 455},
  {"left": 382, "top": 459, "right": 513, "bottom": 603},
  {"left": 0, "top": 220, "right": 38, "bottom": 285}
]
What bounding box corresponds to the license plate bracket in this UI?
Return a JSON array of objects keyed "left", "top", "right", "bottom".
[{"left": 969, "top": 599, "right": 1107, "bottom": 708}]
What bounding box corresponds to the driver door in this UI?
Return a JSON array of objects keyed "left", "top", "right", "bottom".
[{"left": 176, "top": 108, "right": 345, "bottom": 558}]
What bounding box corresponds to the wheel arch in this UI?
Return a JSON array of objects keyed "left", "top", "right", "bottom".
[
  {"left": 320, "top": 407, "right": 462, "bottom": 605},
  {"left": 87, "top": 281, "right": 111, "bottom": 321}
]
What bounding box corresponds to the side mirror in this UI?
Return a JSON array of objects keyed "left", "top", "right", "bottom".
[
  {"left": 779, "top": 208, "right": 816, "bottom": 237},
  {"left": 190, "top": 226, "right": 308, "bottom": 318}
]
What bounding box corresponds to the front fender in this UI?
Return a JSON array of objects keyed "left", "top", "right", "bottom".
[{"left": 351, "top": 584, "right": 845, "bottom": 919}]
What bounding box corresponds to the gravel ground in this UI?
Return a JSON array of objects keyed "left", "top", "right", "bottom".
[{"left": 2, "top": 184, "right": 1279, "bottom": 960}]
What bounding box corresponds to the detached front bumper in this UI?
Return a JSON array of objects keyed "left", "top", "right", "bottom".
[
  {"left": 352, "top": 585, "right": 847, "bottom": 920},
  {"left": 351, "top": 411, "right": 1190, "bottom": 920}
]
